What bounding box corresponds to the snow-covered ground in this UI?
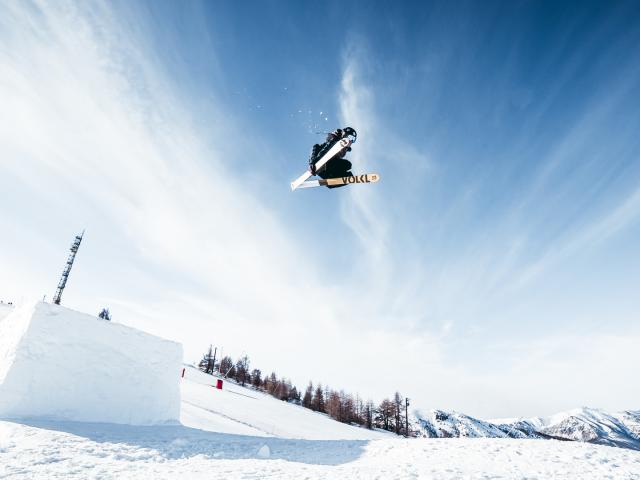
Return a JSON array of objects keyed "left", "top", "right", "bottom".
[
  {"left": 2, "top": 419, "right": 640, "bottom": 479},
  {"left": 2, "top": 365, "right": 640, "bottom": 479},
  {"left": 180, "top": 367, "right": 388, "bottom": 440}
]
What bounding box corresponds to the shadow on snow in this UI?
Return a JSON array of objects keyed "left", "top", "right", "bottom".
[{"left": 4, "top": 418, "right": 370, "bottom": 466}]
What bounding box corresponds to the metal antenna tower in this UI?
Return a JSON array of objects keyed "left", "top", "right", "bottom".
[{"left": 52, "top": 230, "right": 85, "bottom": 305}]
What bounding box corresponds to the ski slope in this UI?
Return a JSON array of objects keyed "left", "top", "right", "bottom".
[
  {"left": 181, "top": 366, "right": 388, "bottom": 440},
  {"left": 2, "top": 364, "right": 640, "bottom": 479}
]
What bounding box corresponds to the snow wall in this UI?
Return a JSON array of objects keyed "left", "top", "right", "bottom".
[
  {"left": 0, "top": 303, "right": 13, "bottom": 322},
  {"left": 0, "top": 302, "right": 183, "bottom": 425}
]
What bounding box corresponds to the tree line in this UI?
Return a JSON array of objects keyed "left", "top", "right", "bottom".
[{"left": 198, "top": 345, "right": 413, "bottom": 436}]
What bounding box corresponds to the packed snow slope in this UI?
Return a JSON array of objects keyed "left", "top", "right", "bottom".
[
  {"left": 416, "top": 407, "right": 640, "bottom": 450},
  {"left": 180, "top": 366, "right": 388, "bottom": 440},
  {"left": 0, "top": 302, "right": 182, "bottom": 425},
  {"left": 2, "top": 364, "right": 640, "bottom": 479}
]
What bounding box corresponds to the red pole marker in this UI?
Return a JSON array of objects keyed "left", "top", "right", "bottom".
[{"left": 216, "top": 379, "right": 223, "bottom": 390}]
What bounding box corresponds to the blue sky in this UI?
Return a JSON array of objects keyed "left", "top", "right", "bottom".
[{"left": 1, "top": 0, "right": 639, "bottom": 418}]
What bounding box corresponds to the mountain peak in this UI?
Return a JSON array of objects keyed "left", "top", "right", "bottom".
[{"left": 415, "top": 407, "right": 640, "bottom": 450}]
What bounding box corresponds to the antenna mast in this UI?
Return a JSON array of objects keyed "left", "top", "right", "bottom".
[{"left": 52, "top": 230, "right": 85, "bottom": 305}]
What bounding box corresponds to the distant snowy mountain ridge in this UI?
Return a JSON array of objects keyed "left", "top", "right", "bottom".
[{"left": 415, "top": 407, "right": 640, "bottom": 450}]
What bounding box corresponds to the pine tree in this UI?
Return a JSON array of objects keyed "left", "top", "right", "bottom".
[
  {"left": 302, "top": 382, "right": 313, "bottom": 409},
  {"left": 219, "top": 356, "right": 235, "bottom": 378},
  {"left": 251, "top": 369, "right": 262, "bottom": 389},
  {"left": 375, "top": 398, "right": 394, "bottom": 431},
  {"left": 289, "top": 386, "right": 300, "bottom": 404},
  {"left": 262, "top": 374, "right": 270, "bottom": 393},
  {"left": 312, "top": 384, "right": 325, "bottom": 412},
  {"left": 276, "top": 379, "right": 291, "bottom": 401},
  {"left": 235, "top": 355, "right": 250, "bottom": 386},
  {"left": 326, "top": 389, "right": 341, "bottom": 420},
  {"left": 273, "top": 379, "right": 284, "bottom": 399},
  {"left": 343, "top": 393, "right": 356, "bottom": 424},
  {"left": 266, "top": 373, "right": 278, "bottom": 395},
  {"left": 354, "top": 395, "right": 365, "bottom": 426},
  {"left": 198, "top": 345, "right": 216, "bottom": 374},
  {"left": 394, "top": 392, "right": 404, "bottom": 435},
  {"left": 365, "top": 400, "right": 375, "bottom": 429}
]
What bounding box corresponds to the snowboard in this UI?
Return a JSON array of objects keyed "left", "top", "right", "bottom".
[
  {"left": 290, "top": 137, "right": 353, "bottom": 191},
  {"left": 296, "top": 173, "right": 380, "bottom": 189}
]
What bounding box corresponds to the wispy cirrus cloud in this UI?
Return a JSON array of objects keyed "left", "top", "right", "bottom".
[
  {"left": 0, "top": 0, "right": 340, "bottom": 368},
  {"left": 2, "top": 1, "right": 639, "bottom": 419},
  {"left": 332, "top": 31, "right": 640, "bottom": 416},
  {"left": 338, "top": 45, "right": 387, "bottom": 262},
  {"left": 0, "top": 2, "right": 451, "bottom": 407}
]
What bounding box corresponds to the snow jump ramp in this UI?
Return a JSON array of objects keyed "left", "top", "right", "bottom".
[{"left": 0, "top": 302, "right": 182, "bottom": 425}]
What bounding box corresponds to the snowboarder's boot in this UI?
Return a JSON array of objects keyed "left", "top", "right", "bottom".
[{"left": 319, "top": 158, "right": 353, "bottom": 188}]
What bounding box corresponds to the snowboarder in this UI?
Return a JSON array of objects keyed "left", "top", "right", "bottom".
[
  {"left": 308, "top": 127, "right": 356, "bottom": 188},
  {"left": 290, "top": 126, "right": 379, "bottom": 190}
]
